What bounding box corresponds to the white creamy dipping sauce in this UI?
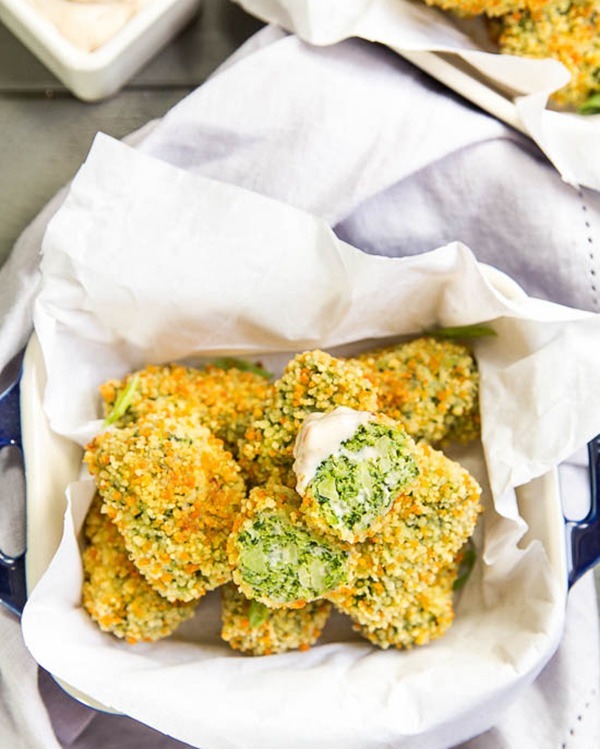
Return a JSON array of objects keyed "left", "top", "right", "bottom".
[
  {"left": 293, "top": 407, "right": 374, "bottom": 494},
  {"left": 25, "top": 0, "right": 154, "bottom": 53}
]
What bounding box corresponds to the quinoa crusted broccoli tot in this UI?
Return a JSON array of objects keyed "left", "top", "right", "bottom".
[
  {"left": 239, "top": 350, "right": 379, "bottom": 487},
  {"left": 293, "top": 407, "right": 419, "bottom": 543},
  {"left": 356, "top": 337, "right": 480, "bottom": 445},
  {"left": 84, "top": 413, "right": 246, "bottom": 602},
  {"left": 82, "top": 495, "right": 197, "bottom": 643},
  {"left": 327, "top": 441, "right": 482, "bottom": 648},
  {"left": 493, "top": 0, "right": 600, "bottom": 109},
  {"left": 355, "top": 561, "right": 460, "bottom": 650},
  {"left": 228, "top": 482, "right": 350, "bottom": 608},
  {"left": 220, "top": 584, "right": 332, "bottom": 656},
  {"left": 100, "top": 362, "right": 271, "bottom": 459}
]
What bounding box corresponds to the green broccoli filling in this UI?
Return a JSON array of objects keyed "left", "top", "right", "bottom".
[
  {"left": 310, "top": 422, "right": 418, "bottom": 534},
  {"left": 208, "top": 357, "right": 273, "bottom": 380},
  {"left": 247, "top": 599, "right": 270, "bottom": 628},
  {"left": 237, "top": 511, "right": 348, "bottom": 604}
]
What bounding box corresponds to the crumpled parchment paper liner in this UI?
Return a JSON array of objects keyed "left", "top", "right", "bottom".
[{"left": 21, "top": 133, "right": 600, "bottom": 749}]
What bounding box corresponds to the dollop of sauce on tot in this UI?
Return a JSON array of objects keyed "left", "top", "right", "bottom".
[{"left": 293, "top": 407, "right": 374, "bottom": 494}]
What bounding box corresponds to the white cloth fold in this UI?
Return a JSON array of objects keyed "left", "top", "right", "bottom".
[
  {"left": 0, "top": 23, "right": 598, "bottom": 749},
  {"left": 232, "top": 0, "right": 600, "bottom": 191}
]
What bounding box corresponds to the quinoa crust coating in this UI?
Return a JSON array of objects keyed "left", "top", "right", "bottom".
[
  {"left": 84, "top": 346, "right": 483, "bottom": 652},
  {"left": 220, "top": 584, "right": 332, "bottom": 656},
  {"left": 239, "top": 350, "right": 379, "bottom": 488},
  {"left": 82, "top": 495, "right": 197, "bottom": 643},
  {"left": 327, "top": 441, "right": 482, "bottom": 648},
  {"left": 228, "top": 482, "right": 350, "bottom": 608},
  {"left": 85, "top": 413, "right": 246, "bottom": 602},
  {"left": 356, "top": 337, "right": 480, "bottom": 445},
  {"left": 422, "top": 0, "right": 527, "bottom": 18},
  {"left": 355, "top": 562, "right": 459, "bottom": 649},
  {"left": 100, "top": 363, "right": 270, "bottom": 458},
  {"left": 494, "top": 0, "right": 600, "bottom": 108}
]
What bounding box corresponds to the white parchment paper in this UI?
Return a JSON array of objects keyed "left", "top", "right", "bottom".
[
  {"left": 20, "top": 133, "right": 600, "bottom": 749},
  {"left": 232, "top": 0, "right": 600, "bottom": 192}
]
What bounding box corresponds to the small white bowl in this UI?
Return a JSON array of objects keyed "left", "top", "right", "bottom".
[{"left": 0, "top": 0, "right": 202, "bottom": 101}]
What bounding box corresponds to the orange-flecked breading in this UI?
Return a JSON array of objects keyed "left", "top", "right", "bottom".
[
  {"left": 355, "top": 562, "right": 459, "bottom": 650},
  {"left": 423, "top": 0, "right": 526, "bottom": 18},
  {"left": 228, "top": 482, "right": 350, "bottom": 608},
  {"left": 417, "top": 0, "right": 600, "bottom": 110},
  {"left": 327, "top": 442, "right": 482, "bottom": 647},
  {"left": 82, "top": 495, "right": 197, "bottom": 643},
  {"left": 100, "top": 363, "right": 271, "bottom": 458},
  {"left": 239, "top": 350, "right": 379, "bottom": 487},
  {"left": 356, "top": 337, "right": 480, "bottom": 445},
  {"left": 84, "top": 345, "right": 484, "bottom": 653},
  {"left": 84, "top": 413, "right": 246, "bottom": 602},
  {"left": 220, "top": 584, "right": 332, "bottom": 656}
]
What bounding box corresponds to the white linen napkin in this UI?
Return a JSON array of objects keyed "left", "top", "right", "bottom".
[
  {"left": 0, "top": 23, "right": 598, "bottom": 749},
  {"left": 232, "top": 0, "right": 600, "bottom": 191}
]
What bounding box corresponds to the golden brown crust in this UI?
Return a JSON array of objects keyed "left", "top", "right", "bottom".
[{"left": 82, "top": 495, "right": 197, "bottom": 643}]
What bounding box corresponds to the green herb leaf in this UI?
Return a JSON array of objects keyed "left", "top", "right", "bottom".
[
  {"left": 453, "top": 541, "right": 476, "bottom": 591},
  {"left": 424, "top": 324, "right": 497, "bottom": 340},
  {"left": 578, "top": 93, "right": 600, "bottom": 115},
  {"left": 248, "top": 599, "right": 270, "bottom": 628},
  {"left": 104, "top": 373, "right": 140, "bottom": 426},
  {"left": 209, "top": 357, "right": 272, "bottom": 380}
]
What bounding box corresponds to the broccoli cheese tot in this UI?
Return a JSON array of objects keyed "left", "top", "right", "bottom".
[
  {"left": 82, "top": 495, "right": 197, "bottom": 643},
  {"left": 293, "top": 408, "right": 419, "bottom": 543},
  {"left": 220, "top": 584, "right": 332, "bottom": 655},
  {"left": 100, "top": 362, "right": 270, "bottom": 459},
  {"left": 328, "top": 441, "right": 481, "bottom": 647},
  {"left": 356, "top": 337, "right": 479, "bottom": 445},
  {"left": 228, "top": 482, "right": 350, "bottom": 608},
  {"left": 83, "top": 339, "right": 486, "bottom": 653},
  {"left": 85, "top": 413, "right": 246, "bottom": 602},
  {"left": 239, "top": 350, "right": 379, "bottom": 488}
]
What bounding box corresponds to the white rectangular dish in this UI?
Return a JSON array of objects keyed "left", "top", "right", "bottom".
[
  {"left": 0, "top": 0, "right": 201, "bottom": 101},
  {"left": 16, "top": 267, "right": 570, "bottom": 721}
]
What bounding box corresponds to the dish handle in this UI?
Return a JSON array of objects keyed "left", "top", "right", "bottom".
[
  {"left": 566, "top": 435, "right": 600, "bottom": 588},
  {"left": 0, "top": 375, "right": 27, "bottom": 616}
]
